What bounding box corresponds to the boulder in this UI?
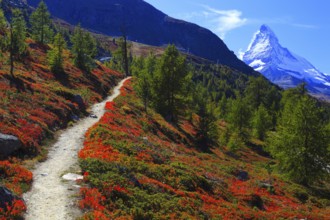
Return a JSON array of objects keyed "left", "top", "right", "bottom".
[
  {"left": 245, "top": 194, "right": 264, "bottom": 210},
  {"left": 0, "top": 133, "right": 22, "bottom": 157},
  {"left": 62, "top": 173, "right": 83, "bottom": 181},
  {"left": 0, "top": 186, "right": 21, "bottom": 210},
  {"left": 236, "top": 170, "right": 249, "bottom": 181},
  {"left": 73, "top": 95, "right": 85, "bottom": 110}
]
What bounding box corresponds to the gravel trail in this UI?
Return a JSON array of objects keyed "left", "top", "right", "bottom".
[{"left": 23, "top": 77, "right": 130, "bottom": 220}]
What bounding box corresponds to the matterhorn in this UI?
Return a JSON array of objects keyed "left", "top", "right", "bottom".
[{"left": 242, "top": 25, "right": 330, "bottom": 100}]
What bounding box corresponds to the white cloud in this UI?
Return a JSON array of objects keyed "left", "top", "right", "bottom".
[
  {"left": 291, "top": 23, "right": 318, "bottom": 29},
  {"left": 237, "top": 48, "right": 245, "bottom": 60},
  {"left": 177, "top": 5, "right": 248, "bottom": 39},
  {"left": 202, "top": 6, "right": 247, "bottom": 39}
]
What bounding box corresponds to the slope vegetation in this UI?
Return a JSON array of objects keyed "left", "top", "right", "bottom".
[
  {"left": 0, "top": 39, "right": 123, "bottom": 218},
  {"left": 78, "top": 79, "right": 330, "bottom": 219}
]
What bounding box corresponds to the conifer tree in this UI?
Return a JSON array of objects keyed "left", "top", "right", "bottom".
[
  {"left": 227, "top": 97, "right": 251, "bottom": 136},
  {"left": 48, "top": 33, "right": 66, "bottom": 73},
  {"left": 8, "top": 9, "right": 27, "bottom": 77},
  {"left": 71, "top": 25, "right": 97, "bottom": 71},
  {"left": 30, "top": 0, "right": 53, "bottom": 44},
  {"left": 136, "top": 68, "right": 151, "bottom": 112},
  {"left": 134, "top": 54, "right": 157, "bottom": 112},
  {"left": 153, "top": 45, "right": 189, "bottom": 122},
  {"left": 269, "top": 94, "right": 330, "bottom": 184},
  {"left": 218, "top": 94, "right": 227, "bottom": 118},
  {"left": 252, "top": 104, "right": 272, "bottom": 140},
  {"left": 0, "top": 8, "right": 7, "bottom": 59},
  {"left": 109, "top": 36, "right": 131, "bottom": 75},
  {"left": 0, "top": 8, "right": 6, "bottom": 34},
  {"left": 195, "top": 96, "right": 219, "bottom": 148}
]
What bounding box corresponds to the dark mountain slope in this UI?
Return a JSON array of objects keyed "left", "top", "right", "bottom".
[{"left": 26, "top": 0, "right": 256, "bottom": 75}]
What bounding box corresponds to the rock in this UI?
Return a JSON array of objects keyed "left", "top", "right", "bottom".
[
  {"left": 246, "top": 194, "right": 264, "bottom": 210},
  {"left": 0, "top": 186, "right": 22, "bottom": 211},
  {"left": 71, "top": 114, "right": 79, "bottom": 121},
  {"left": 73, "top": 95, "right": 85, "bottom": 110},
  {"left": 259, "top": 181, "right": 275, "bottom": 194},
  {"left": 236, "top": 170, "right": 249, "bottom": 181},
  {"left": 99, "top": 57, "right": 112, "bottom": 63},
  {"left": 243, "top": 194, "right": 265, "bottom": 210},
  {"left": 41, "top": 173, "right": 48, "bottom": 177},
  {"left": 62, "top": 173, "right": 84, "bottom": 181},
  {"left": 0, "top": 133, "right": 22, "bottom": 157},
  {"left": 89, "top": 114, "right": 97, "bottom": 119}
]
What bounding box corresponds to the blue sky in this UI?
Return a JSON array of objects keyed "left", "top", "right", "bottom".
[{"left": 144, "top": 0, "right": 330, "bottom": 74}]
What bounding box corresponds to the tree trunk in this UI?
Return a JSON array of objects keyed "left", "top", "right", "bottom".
[
  {"left": 123, "top": 35, "right": 129, "bottom": 77},
  {"left": 9, "top": 27, "right": 14, "bottom": 78}
]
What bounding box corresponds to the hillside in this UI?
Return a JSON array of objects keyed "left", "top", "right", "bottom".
[
  {"left": 0, "top": 37, "right": 123, "bottom": 218},
  {"left": 78, "top": 79, "right": 330, "bottom": 219},
  {"left": 25, "top": 0, "right": 256, "bottom": 75},
  {"left": 0, "top": 1, "right": 329, "bottom": 219}
]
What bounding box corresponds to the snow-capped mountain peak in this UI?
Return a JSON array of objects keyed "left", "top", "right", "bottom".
[
  {"left": 246, "top": 24, "right": 279, "bottom": 52},
  {"left": 242, "top": 25, "right": 330, "bottom": 99}
]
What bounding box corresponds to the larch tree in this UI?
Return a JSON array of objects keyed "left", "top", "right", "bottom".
[
  {"left": 71, "top": 25, "right": 97, "bottom": 71},
  {"left": 268, "top": 94, "right": 330, "bottom": 184},
  {"left": 48, "top": 33, "right": 66, "bottom": 74},
  {"left": 251, "top": 104, "right": 272, "bottom": 140},
  {"left": 153, "top": 45, "right": 190, "bottom": 122},
  {"left": 227, "top": 96, "right": 251, "bottom": 135},
  {"left": 30, "top": 0, "right": 53, "bottom": 44},
  {"left": 195, "top": 90, "right": 219, "bottom": 149},
  {"left": 0, "top": 8, "right": 6, "bottom": 34},
  {"left": 0, "top": 8, "right": 7, "bottom": 61},
  {"left": 134, "top": 53, "right": 157, "bottom": 112},
  {"left": 8, "top": 9, "right": 27, "bottom": 77}
]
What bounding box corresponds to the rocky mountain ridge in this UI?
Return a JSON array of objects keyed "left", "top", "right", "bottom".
[{"left": 25, "top": 0, "right": 256, "bottom": 75}]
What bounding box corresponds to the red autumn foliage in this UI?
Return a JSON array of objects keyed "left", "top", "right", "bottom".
[
  {"left": 78, "top": 78, "right": 330, "bottom": 219},
  {"left": 79, "top": 187, "right": 106, "bottom": 211},
  {"left": 105, "top": 102, "right": 115, "bottom": 111},
  {"left": 0, "top": 38, "right": 124, "bottom": 219},
  {"left": 0, "top": 161, "right": 31, "bottom": 218}
]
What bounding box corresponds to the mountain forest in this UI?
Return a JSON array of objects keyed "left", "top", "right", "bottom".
[{"left": 0, "top": 0, "right": 329, "bottom": 219}]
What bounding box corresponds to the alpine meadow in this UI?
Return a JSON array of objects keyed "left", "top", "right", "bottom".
[{"left": 0, "top": 0, "right": 329, "bottom": 219}]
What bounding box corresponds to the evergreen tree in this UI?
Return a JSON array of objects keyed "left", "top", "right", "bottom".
[
  {"left": 48, "top": 33, "right": 66, "bottom": 73},
  {"left": 134, "top": 53, "right": 157, "bottom": 112},
  {"left": 71, "top": 25, "right": 97, "bottom": 71},
  {"left": 130, "top": 56, "right": 145, "bottom": 76},
  {"left": 269, "top": 95, "right": 330, "bottom": 184},
  {"left": 8, "top": 9, "right": 27, "bottom": 77},
  {"left": 0, "top": 8, "right": 7, "bottom": 59},
  {"left": 195, "top": 96, "right": 219, "bottom": 148},
  {"left": 252, "top": 104, "right": 272, "bottom": 140},
  {"left": 0, "top": 8, "right": 6, "bottom": 34},
  {"left": 227, "top": 97, "right": 251, "bottom": 136},
  {"left": 109, "top": 36, "right": 131, "bottom": 75},
  {"left": 153, "top": 45, "right": 190, "bottom": 122},
  {"left": 245, "top": 76, "right": 273, "bottom": 109},
  {"left": 121, "top": 33, "right": 129, "bottom": 76},
  {"left": 30, "top": 0, "right": 53, "bottom": 44},
  {"left": 218, "top": 94, "right": 228, "bottom": 119},
  {"left": 84, "top": 30, "right": 97, "bottom": 59},
  {"left": 228, "top": 131, "right": 244, "bottom": 153},
  {"left": 135, "top": 68, "right": 151, "bottom": 112}
]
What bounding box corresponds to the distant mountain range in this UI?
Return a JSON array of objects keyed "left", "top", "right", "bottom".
[
  {"left": 25, "top": 0, "right": 256, "bottom": 75},
  {"left": 243, "top": 25, "right": 330, "bottom": 99}
]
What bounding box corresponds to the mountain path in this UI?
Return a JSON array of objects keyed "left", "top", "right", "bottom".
[{"left": 23, "top": 77, "right": 130, "bottom": 220}]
